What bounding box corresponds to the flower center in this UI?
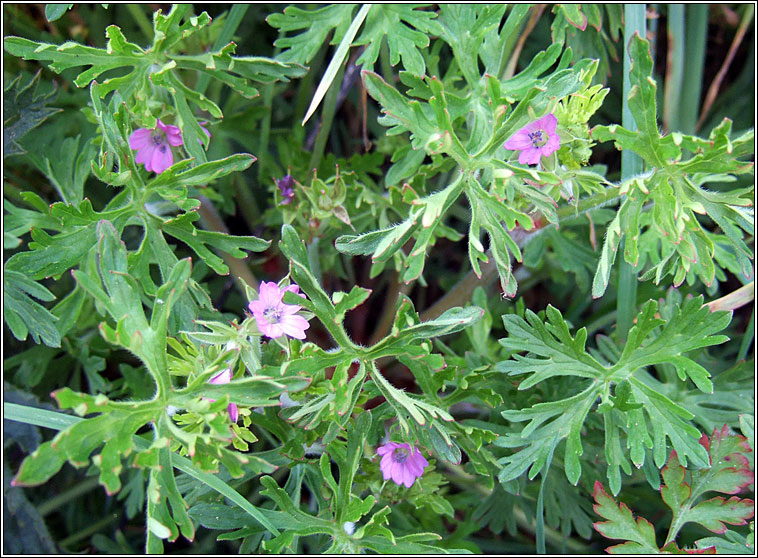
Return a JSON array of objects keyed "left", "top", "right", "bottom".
[
  {"left": 393, "top": 448, "right": 408, "bottom": 463},
  {"left": 528, "top": 130, "right": 548, "bottom": 148},
  {"left": 263, "top": 306, "right": 283, "bottom": 324},
  {"left": 151, "top": 131, "right": 165, "bottom": 146}
]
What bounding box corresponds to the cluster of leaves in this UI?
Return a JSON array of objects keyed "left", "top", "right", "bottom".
[
  {"left": 591, "top": 34, "right": 754, "bottom": 297},
  {"left": 593, "top": 423, "right": 754, "bottom": 553}
]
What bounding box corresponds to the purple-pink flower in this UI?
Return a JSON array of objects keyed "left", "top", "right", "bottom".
[
  {"left": 129, "top": 119, "right": 184, "bottom": 174},
  {"left": 248, "top": 281, "right": 310, "bottom": 340},
  {"left": 208, "top": 368, "right": 238, "bottom": 423},
  {"left": 503, "top": 113, "right": 560, "bottom": 166},
  {"left": 277, "top": 174, "right": 295, "bottom": 205},
  {"left": 377, "top": 442, "right": 429, "bottom": 488}
]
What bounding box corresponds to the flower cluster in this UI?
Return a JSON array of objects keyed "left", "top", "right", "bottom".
[
  {"left": 503, "top": 113, "right": 560, "bottom": 166},
  {"left": 129, "top": 120, "right": 210, "bottom": 174},
  {"left": 248, "top": 281, "right": 310, "bottom": 340},
  {"left": 377, "top": 442, "right": 429, "bottom": 488}
]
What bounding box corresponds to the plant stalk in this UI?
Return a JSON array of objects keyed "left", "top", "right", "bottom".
[{"left": 617, "top": 5, "right": 647, "bottom": 342}]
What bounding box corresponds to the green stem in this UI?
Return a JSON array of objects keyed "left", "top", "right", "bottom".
[
  {"left": 368, "top": 269, "right": 412, "bottom": 345},
  {"left": 308, "top": 62, "right": 345, "bottom": 172},
  {"left": 234, "top": 174, "right": 261, "bottom": 233},
  {"left": 663, "top": 4, "right": 685, "bottom": 133},
  {"left": 126, "top": 4, "right": 153, "bottom": 42},
  {"left": 679, "top": 5, "right": 708, "bottom": 135},
  {"left": 617, "top": 5, "right": 647, "bottom": 342},
  {"left": 58, "top": 513, "right": 120, "bottom": 549},
  {"left": 37, "top": 476, "right": 101, "bottom": 516},
  {"left": 257, "top": 81, "right": 276, "bottom": 181},
  {"left": 257, "top": 32, "right": 283, "bottom": 182},
  {"left": 196, "top": 5, "right": 249, "bottom": 96}
]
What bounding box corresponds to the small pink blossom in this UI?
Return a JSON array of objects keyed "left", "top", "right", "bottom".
[
  {"left": 129, "top": 119, "right": 183, "bottom": 174},
  {"left": 208, "top": 368, "right": 238, "bottom": 423},
  {"left": 503, "top": 113, "right": 560, "bottom": 166},
  {"left": 248, "top": 281, "right": 310, "bottom": 340},
  {"left": 377, "top": 442, "right": 428, "bottom": 488}
]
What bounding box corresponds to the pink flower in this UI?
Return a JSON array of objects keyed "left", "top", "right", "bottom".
[
  {"left": 248, "top": 281, "right": 310, "bottom": 340},
  {"left": 128, "top": 119, "right": 184, "bottom": 174},
  {"left": 503, "top": 113, "right": 560, "bottom": 166},
  {"left": 208, "top": 368, "right": 238, "bottom": 423},
  {"left": 377, "top": 442, "right": 429, "bottom": 488}
]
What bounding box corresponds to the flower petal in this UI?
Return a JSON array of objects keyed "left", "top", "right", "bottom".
[
  {"left": 536, "top": 113, "right": 558, "bottom": 134},
  {"left": 504, "top": 132, "right": 534, "bottom": 151},
  {"left": 135, "top": 144, "right": 155, "bottom": 166},
  {"left": 150, "top": 143, "right": 173, "bottom": 174},
  {"left": 280, "top": 316, "right": 309, "bottom": 339},
  {"left": 518, "top": 147, "right": 542, "bottom": 166},
  {"left": 129, "top": 128, "right": 152, "bottom": 150},
  {"left": 258, "top": 282, "right": 282, "bottom": 307},
  {"left": 544, "top": 133, "right": 560, "bottom": 155},
  {"left": 209, "top": 368, "right": 232, "bottom": 384}
]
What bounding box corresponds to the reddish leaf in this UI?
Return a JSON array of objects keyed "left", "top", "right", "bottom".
[{"left": 592, "top": 481, "right": 661, "bottom": 554}]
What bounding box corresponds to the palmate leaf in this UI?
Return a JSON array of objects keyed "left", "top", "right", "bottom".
[
  {"left": 592, "top": 481, "right": 711, "bottom": 554},
  {"left": 2, "top": 269, "right": 60, "bottom": 348},
  {"left": 591, "top": 34, "right": 754, "bottom": 297},
  {"left": 593, "top": 426, "right": 753, "bottom": 554},
  {"left": 494, "top": 297, "right": 731, "bottom": 488},
  {"left": 355, "top": 4, "right": 442, "bottom": 77},
  {"left": 662, "top": 425, "right": 754, "bottom": 537}
]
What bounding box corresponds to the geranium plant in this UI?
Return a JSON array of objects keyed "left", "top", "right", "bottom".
[{"left": 3, "top": 4, "right": 754, "bottom": 554}]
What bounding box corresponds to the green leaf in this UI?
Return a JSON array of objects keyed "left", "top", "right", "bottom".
[
  {"left": 495, "top": 297, "right": 730, "bottom": 485},
  {"left": 368, "top": 295, "right": 483, "bottom": 359},
  {"left": 3, "top": 71, "right": 62, "bottom": 157},
  {"left": 592, "top": 481, "right": 666, "bottom": 554},
  {"left": 159, "top": 212, "right": 269, "bottom": 276},
  {"left": 267, "top": 4, "right": 356, "bottom": 64},
  {"left": 355, "top": 5, "right": 442, "bottom": 77},
  {"left": 3, "top": 269, "right": 60, "bottom": 347},
  {"left": 591, "top": 35, "right": 754, "bottom": 296},
  {"left": 3, "top": 32, "right": 145, "bottom": 88},
  {"left": 45, "top": 4, "right": 73, "bottom": 21},
  {"left": 25, "top": 135, "right": 97, "bottom": 205}
]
